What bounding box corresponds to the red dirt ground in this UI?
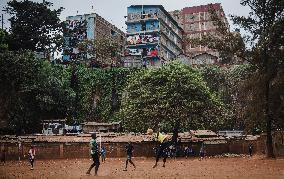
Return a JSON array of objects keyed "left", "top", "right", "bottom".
[{"left": 1, "top": 156, "right": 284, "bottom": 179}]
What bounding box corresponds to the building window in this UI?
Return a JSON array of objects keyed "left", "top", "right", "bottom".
[
  {"left": 111, "top": 29, "right": 117, "bottom": 36},
  {"left": 141, "top": 21, "right": 146, "bottom": 31}
]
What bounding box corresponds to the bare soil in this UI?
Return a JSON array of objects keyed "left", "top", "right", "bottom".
[{"left": 1, "top": 156, "right": 284, "bottom": 179}]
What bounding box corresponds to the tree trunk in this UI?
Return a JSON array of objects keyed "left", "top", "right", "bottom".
[
  {"left": 172, "top": 119, "right": 181, "bottom": 146},
  {"left": 264, "top": 76, "right": 275, "bottom": 158}
]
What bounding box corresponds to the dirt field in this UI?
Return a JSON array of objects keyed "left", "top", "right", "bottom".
[{"left": 1, "top": 156, "right": 284, "bottom": 179}]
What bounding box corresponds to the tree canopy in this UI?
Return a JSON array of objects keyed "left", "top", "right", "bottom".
[
  {"left": 5, "top": 0, "right": 64, "bottom": 54},
  {"left": 188, "top": 1, "right": 284, "bottom": 157},
  {"left": 120, "top": 62, "right": 225, "bottom": 141}
]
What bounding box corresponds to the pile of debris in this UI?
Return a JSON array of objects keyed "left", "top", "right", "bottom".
[{"left": 213, "top": 153, "right": 249, "bottom": 158}]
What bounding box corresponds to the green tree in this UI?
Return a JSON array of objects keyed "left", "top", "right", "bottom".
[
  {"left": 120, "top": 62, "right": 224, "bottom": 142},
  {"left": 5, "top": 0, "right": 63, "bottom": 56},
  {"left": 0, "top": 50, "right": 77, "bottom": 134},
  {"left": 0, "top": 29, "right": 9, "bottom": 52},
  {"left": 227, "top": 0, "right": 283, "bottom": 158},
  {"left": 189, "top": 1, "right": 284, "bottom": 157},
  {"left": 0, "top": 51, "right": 42, "bottom": 134}
]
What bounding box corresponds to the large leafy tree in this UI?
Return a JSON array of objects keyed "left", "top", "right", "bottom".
[
  {"left": 228, "top": 0, "right": 283, "bottom": 158},
  {"left": 5, "top": 0, "right": 63, "bottom": 55},
  {"left": 120, "top": 63, "right": 224, "bottom": 142},
  {"left": 0, "top": 50, "right": 76, "bottom": 134},
  {"left": 189, "top": 1, "right": 284, "bottom": 157},
  {"left": 0, "top": 51, "right": 42, "bottom": 134}
]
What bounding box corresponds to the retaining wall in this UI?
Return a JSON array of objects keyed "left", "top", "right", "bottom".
[{"left": 0, "top": 139, "right": 265, "bottom": 161}]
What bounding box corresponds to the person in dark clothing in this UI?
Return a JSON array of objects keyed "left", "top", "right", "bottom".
[
  {"left": 123, "top": 141, "right": 136, "bottom": 171},
  {"left": 185, "top": 145, "right": 193, "bottom": 159},
  {"left": 249, "top": 143, "right": 253, "bottom": 157},
  {"left": 199, "top": 143, "right": 206, "bottom": 160},
  {"left": 86, "top": 133, "right": 100, "bottom": 175},
  {"left": 153, "top": 132, "right": 170, "bottom": 168}
]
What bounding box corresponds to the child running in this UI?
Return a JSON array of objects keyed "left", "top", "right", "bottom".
[
  {"left": 86, "top": 133, "right": 100, "bottom": 176},
  {"left": 28, "top": 145, "right": 36, "bottom": 170},
  {"left": 123, "top": 141, "right": 136, "bottom": 171}
]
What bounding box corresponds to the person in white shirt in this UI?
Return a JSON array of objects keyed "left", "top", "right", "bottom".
[{"left": 28, "top": 146, "right": 36, "bottom": 170}]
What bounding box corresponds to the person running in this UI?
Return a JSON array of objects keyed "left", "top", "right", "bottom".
[
  {"left": 86, "top": 133, "right": 100, "bottom": 176},
  {"left": 153, "top": 131, "right": 170, "bottom": 168},
  {"left": 123, "top": 141, "right": 136, "bottom": 171},
  {"left": 28, "top": 145, "right": 36, "bottom": 170},
  {"left": 101, "top": 146, "right": 106, "bottom": 163}
]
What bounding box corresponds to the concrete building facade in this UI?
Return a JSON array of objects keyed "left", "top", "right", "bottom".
[
  {"left": 124, "top": 5, "right": 184, "bottom": 67},
  {"left": 170, "top": 3, "right": 229, "bottom": 61},
  {"left": 62, "top": 13, "right": 125, "bottom": 64}
]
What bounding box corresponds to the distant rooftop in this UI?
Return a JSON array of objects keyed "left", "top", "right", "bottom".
[
  {"left": 128, "top": 5, "right": 183, "bottom": 31},
  {"left": 182, "top": 3, "right": 222, "bottom": 14}
]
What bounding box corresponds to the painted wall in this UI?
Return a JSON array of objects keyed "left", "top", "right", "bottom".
[{"left": 63, "top": 14, "right": 95, "bottom": 61}]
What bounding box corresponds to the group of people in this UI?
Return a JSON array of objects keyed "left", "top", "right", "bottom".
[{"left": 0, "top": 131, "right": 254, "bottom": 176}]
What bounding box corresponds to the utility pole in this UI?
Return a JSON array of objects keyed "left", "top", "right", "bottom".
[{"left": 1, "top": 14, "right": 3, "bottom": 30}]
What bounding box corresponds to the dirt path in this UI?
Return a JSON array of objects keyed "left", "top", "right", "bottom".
[{"left": 1, "top": 156, "right": 284, "bottom": 179}]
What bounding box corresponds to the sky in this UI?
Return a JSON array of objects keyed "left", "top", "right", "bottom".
[{"left": 0, "top": 0, "right": 251, "bottom": 32}]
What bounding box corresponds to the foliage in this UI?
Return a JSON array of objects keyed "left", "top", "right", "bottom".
[
  {"left": 120, "top": 62, "right": 225, "bottom": 137},
  {"left": 0, "top": 51, "right": 77, "bottom": 134},
  {"left": 0, "top": 51, "right": 43, "bottom": 134},
  {"left": 230, "top": 0, "right": 283, "bottom": 158},
  {"left": 0, "top": 29, "right": 9, "bottom": 52},
  {"left": 78, "top": 38, "right": 120, "bottom": 67},
  {"left": 5, "top": 0, "right": 64, "bottom": 54},
  {"left": 198, "top": 65, "right": 257, "bottom": 131},
  {"left": 189, "top": 0, "right": 284, "bottom": 157},
  {"left": 185, "top": 4, "right": 246, "bottom": 64},
  {"left": 74, "top": 66, "right": 134, "bottom": 122}
]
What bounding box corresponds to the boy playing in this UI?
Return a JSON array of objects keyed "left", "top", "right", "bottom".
[
  {"left": 123, "top": 141, "right": 136, "bottom": 171},
  {"left": 152, "top": 131, "right": 170, "bottom": 168},
  {"left": 28, "top": 146, "right": 36, "bottom": 170},
  {"left": 86, "top": 133, "right": 100, "bottom": 175}
]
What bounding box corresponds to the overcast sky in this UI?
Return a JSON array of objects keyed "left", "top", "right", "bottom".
[{"left": 0, "top": 0, "right": 251, "bottom": 32}]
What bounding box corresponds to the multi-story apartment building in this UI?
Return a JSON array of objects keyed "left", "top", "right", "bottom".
[
  {"left": 62, "top": 13, "right": 125, "bottom": 65},
  {"left": 170, "top": 3, "right": 229, "bottom": 61},
  {"left": 124, "top": 5, "right": 184, "bottom": 67}
]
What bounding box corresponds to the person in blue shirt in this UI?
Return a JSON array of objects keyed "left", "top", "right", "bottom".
[
  {"left": 101, "top": 146, "right": 106, "bottom": 163},
  {"left": 123, "top": 141, "right": 136, "bottom": 171},
  {"left": 86, "top": 133, "right": 100, "bottom": 175}
]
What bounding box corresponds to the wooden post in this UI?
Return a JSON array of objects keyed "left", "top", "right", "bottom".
[{"left": 59, "top": 143, "right": 64, "bottom": 158}]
